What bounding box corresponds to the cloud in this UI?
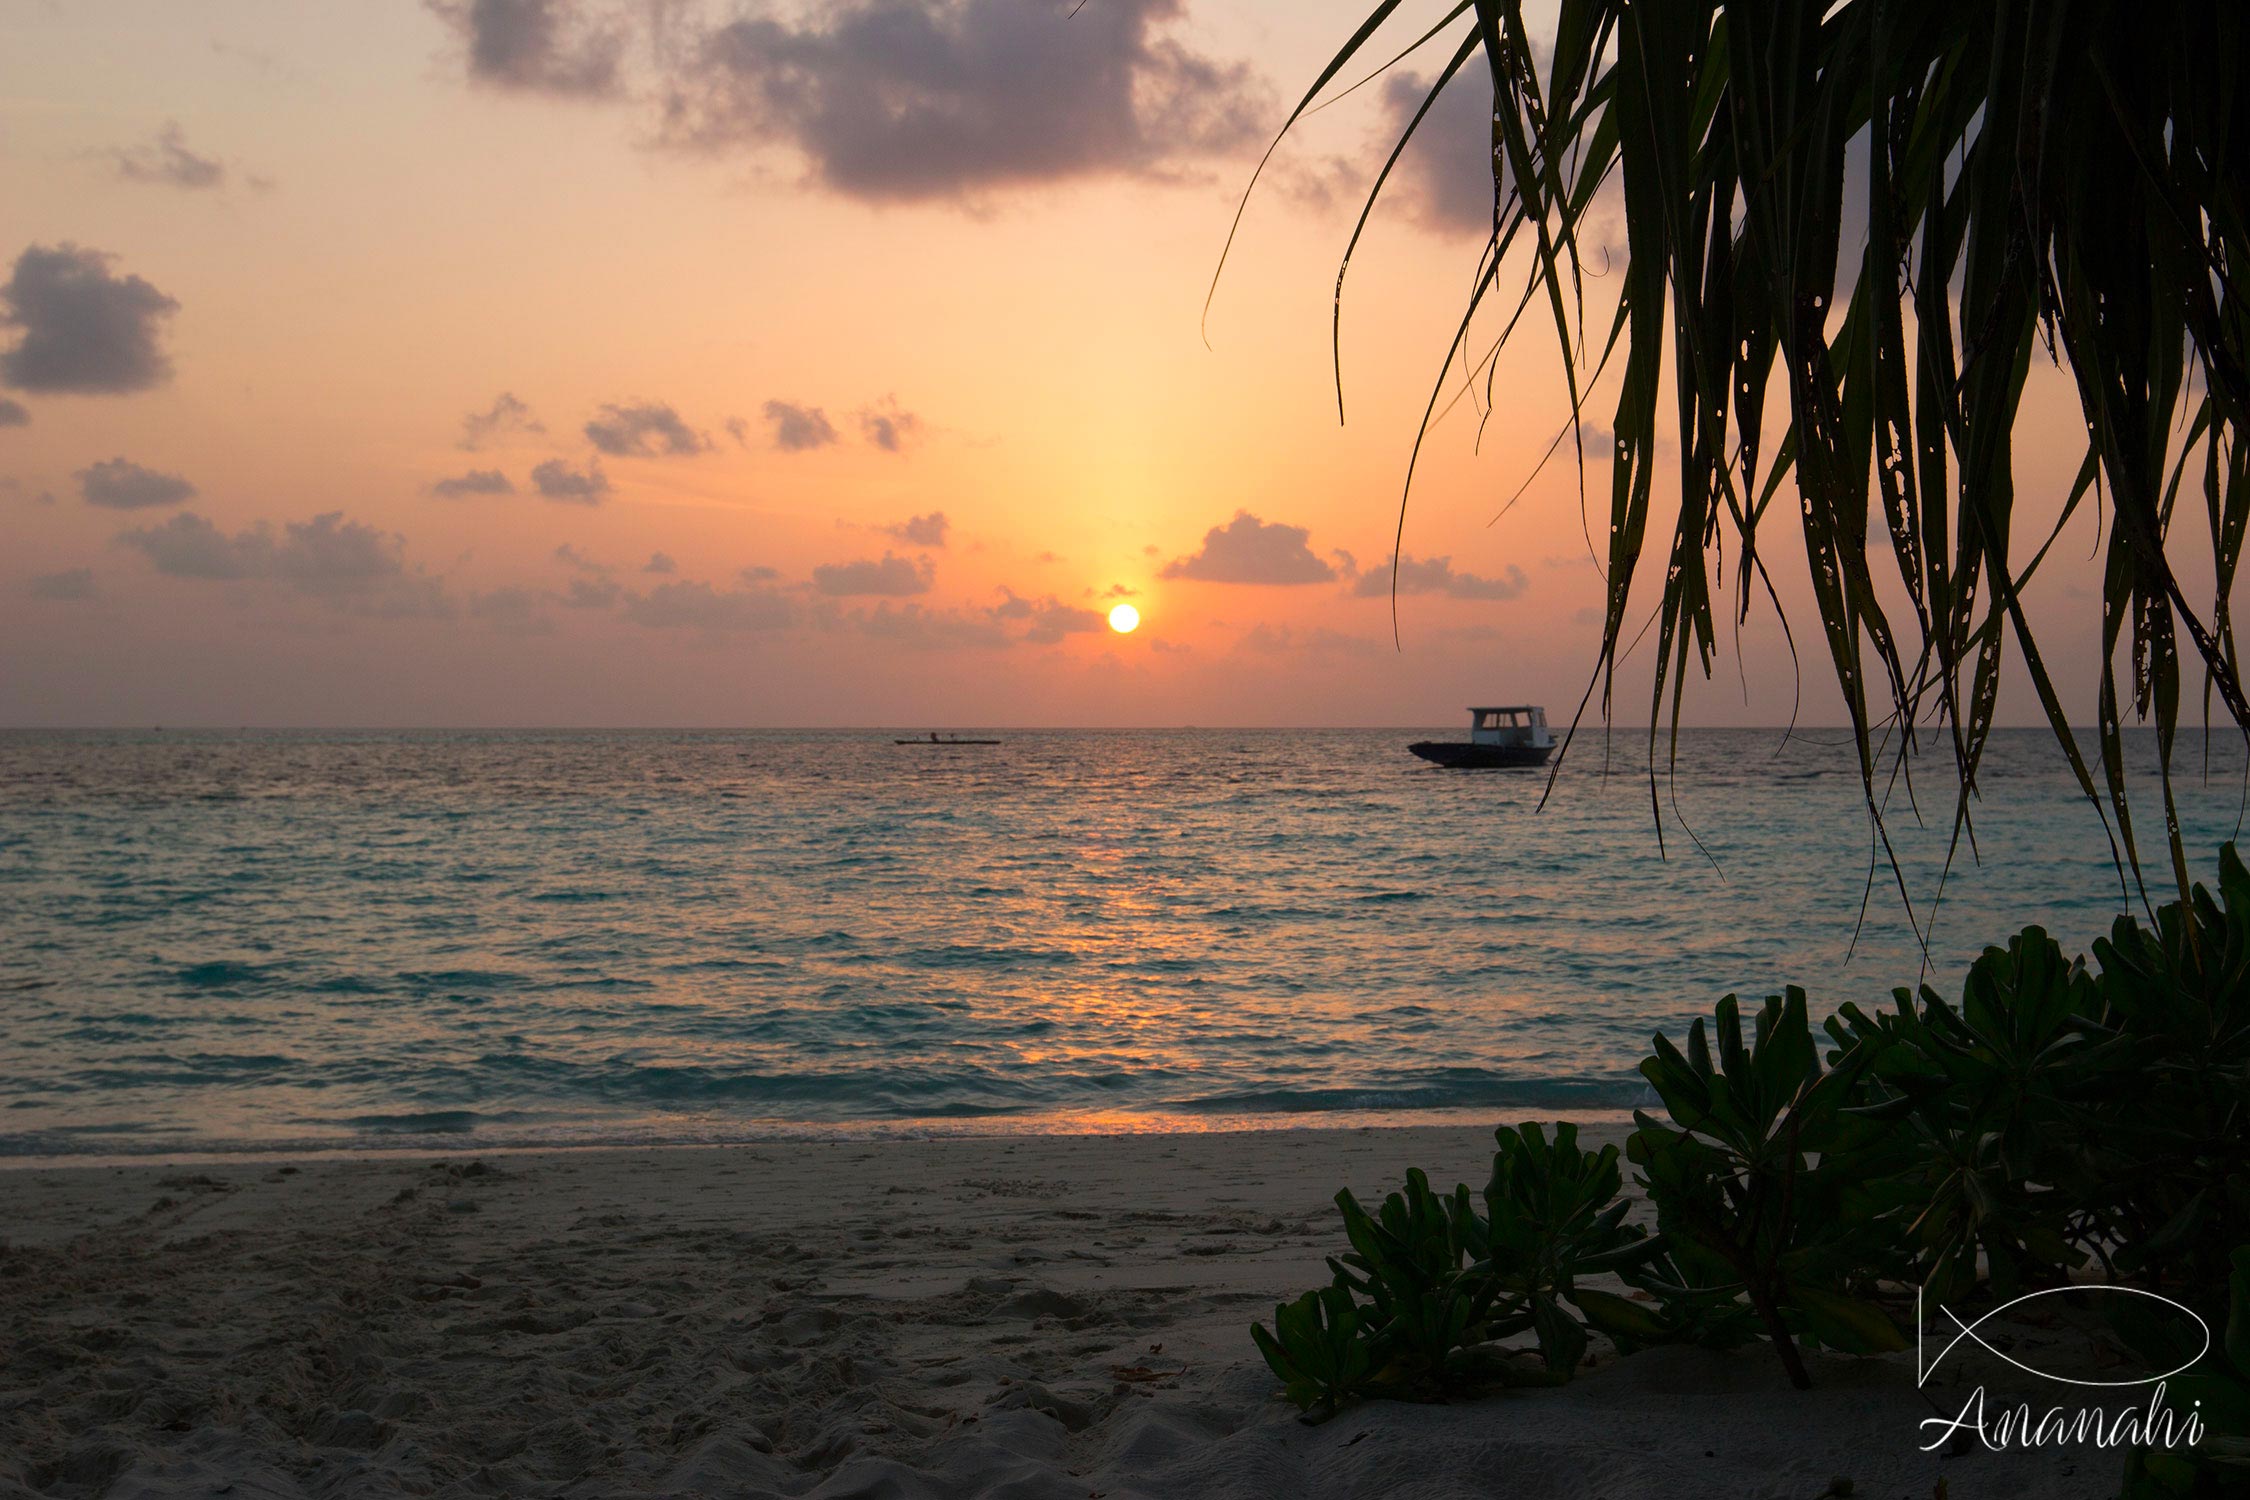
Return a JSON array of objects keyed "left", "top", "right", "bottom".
[
  {"left": 1378, "top": 60, "right": 1504, "bottom": 235},
  {"left": 563, "top": 575, "right": 620, "bottom": 609},
  {"left": 430, "top": 467, "right": 514, "bottom": 497},
  {"left": 812, "top": 552, "right": 933, "bottom": 597},
  {"left": 1352, "top": 554, "right": 1529, "bottom": 601},
  {"left": 0, "top": 398, "right": 27, "bottom": 427},
  {"left": 531, "top": 457, "right": 610, "bottom": 503},
  {"left": 989, "top": 588, "right": 1105, "bottom": 644},
  {"left": 112, "top": 122, "right": 226, "bottom": 190},
  {"left": 583, "top": 400, "right": 708, "bottom": 457},
  {"left": 841, "top": 600, "right": 1012, "bottom": 649},
  {"left": 1234, "top": 623, "right": 1383, "bottom": 656},
  {"left": 657, "top": 0, "right": 1266, "bottom": 203},
  {"left": 428, "top": 0, "right": 626, "bottom": 98},
  {"left": 76, "top": 457, "right": 196, "bottom": 510},
  {"left": 644, "top": 551, "right": 676, "bottom": 574},
  {"left": 623, "top": 575, "right": 795, "bottom": 632},
  {"left": 0, "top": 244, "right": 179, "bottom": 395},
  {"left": 28, "top": 567, "right": 95, "bottom": 601},
  {"left": 1161, "top": 511, "right": 1336, "bottom": 584},
  {"left": 859, "top": 397, "right": 923, "bottom": 452},
  {"left": 471, "top": 586, "right": 551, "bottom": 633},
  {"left": 763, "top": 399, "right": 837, "bottom": 452},
  {"left": 552, "top": 541, "right": 620, "bottom": 607},
  {"left": 116, "top": 510, "right": 406, "bottom": 592},
  {"left": 880, "top": 511, "right": 948, "bottom": 548},
  {"left": 458, "top": 391, "right": 543, "bottom": 450}
]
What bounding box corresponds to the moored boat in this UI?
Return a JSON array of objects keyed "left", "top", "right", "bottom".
[
  {"left": 1409, "top": 705, "right": 1555, "bottom": 768},
  {"left": 895, "top": 732, "right": 1002, "bottom": 745}
]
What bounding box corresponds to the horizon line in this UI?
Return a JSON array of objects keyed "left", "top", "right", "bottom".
[{"left": 0, "top": 723, "right": 2186, "bottom": 735}]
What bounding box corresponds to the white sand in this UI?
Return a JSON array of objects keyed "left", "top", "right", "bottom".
[{"left": 0, "top": 1126, "right": 2120, "bottom": 1498}]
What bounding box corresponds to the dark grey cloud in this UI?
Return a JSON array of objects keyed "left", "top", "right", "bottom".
[
  {"left": 471, "top": 586, "right": 551, "bottom": 633},
  {"left": 564, "top": 575, "right": 620, "bottom": 609},
  {"left": 644, "top": 550, "right": 676, "bottom": 574},
  {"left": 531, "top": 457, "right": 610, "bottom": 503},
  {"left": 115, "top": 510, "right": 407, "bottom": 593},
  {"left": 431, "top": 467, "right": 514, "bottom": 497},
  {"left": 812, "top": 552, "right": 933, "bottom": 597},
  {"left": 28, "top": 567, "right": 95, "bottom": 601},
  {"left": 623, "top": 575, "right": 795, "bottom": 632},
  {"left": 989, "top": 588, "right": 1104, "bottom": 644},
  {"left": 1376, "top": 64, "right": 1501, "bottom": 236},
  {"left": 0, "top": 398, "right": 27, "bottom": 428},
  {"left": 763, "top": 399, "right": 837, "bottom": 452},
  {"left": 1235, "top": 623, "right": 1383, "bottom": 656},
  {"left": 880, "top": 511, "right": 948, "bottom": 548},
  {"left": 552, "top": 542, "right": 620, "bottom": 607},
  {"left": 859, "top": 397, "right": 923, "bottom": 452},
  {"left": 77, "top": 457, "right": 196, "bottom": 510},
  {"left": 458, "top": 391, "right": 543, "bottom": 450},
  {"left": 0, "top": 244, "right": 179, "bottom": 395},
  {"left": 658, "top": 0, "right": 1266, "bottom": 202},
  {"left": 428, "top": 0, "right": 626, "bottom": 98},
  {"left": 845, "top": 601, "right": 1012, "bottom": 649},
  {"left": 113, "top": 123, "right": 226, "bottom": 191},
  {"left": 1368, "top": 49, "right": 1584, "bottom": 239},
  {"left": 584, "top": 400, "right": 707, "bottom": 457},
  {"left": 115, "top": 512, "right": 255, "bottom": 579},
  {"left": 1161, "top": 511, "right": 1336, "bottom": 584},
  {"left": 1352, "top": 553, "right": 1529, "bottom": 601}
]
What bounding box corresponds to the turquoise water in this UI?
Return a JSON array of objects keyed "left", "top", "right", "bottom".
[{"left": 0, "top": 727, "right": 2241, "bottom": 1157}]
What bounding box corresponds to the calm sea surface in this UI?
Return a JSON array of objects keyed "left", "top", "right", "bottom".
[{"left": 0, "top": 727, "right": 2243, "bottom": 1158}]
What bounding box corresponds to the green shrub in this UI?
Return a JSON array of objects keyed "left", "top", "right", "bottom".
[
  {"left": 1326, "top": 1167, "right": 1492, "bottom": 1396},
  {"left": 1475, "top": 1122, "right": 1663, "bottom": 1374},
  {"left": 1631, "top": 988, "right": 1910, "bottom": 1388},
  {"left": 1248, "top": 1285, "right": 1376, "bottom": 1416},
  {"left": 1250, "top": 1124, "right": 1657, "bottom": 1414},
  {"left": 2091, "top": 846, "right": 2250, "bottom": 1299},
  {"left": 1826, "top": 928, "right": 2115, "bottom": 1304},
  {"left": 1252, "top": 843, "right": 2250, "bottom": 1411},
  {"left": 2118, "top": 1245, "right": 2250, "bottom": 1495}
]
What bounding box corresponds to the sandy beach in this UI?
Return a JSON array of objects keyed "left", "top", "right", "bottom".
[{"left": 0, "top": 1125, "right": 2118, "bottom": 1499}]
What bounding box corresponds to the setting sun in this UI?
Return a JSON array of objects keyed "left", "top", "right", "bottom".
[{"left": 1107, "top": 604, "right": 1141, "bottom": 634}]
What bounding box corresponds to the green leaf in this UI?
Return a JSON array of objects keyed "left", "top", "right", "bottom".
[{"left": 1789, "top": 1286, "right": 1907, "bottom": 1356}]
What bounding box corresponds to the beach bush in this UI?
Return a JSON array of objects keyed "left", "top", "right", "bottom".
[
  {"left": 2089, "top": 845, "right": 2250, "bottom": 1298},
  {"left": 1251, "top": 1124, "right": 1660, "bottom": 1416},
  {"left": 2117, "top": 1245, "right": 2250, "bottom": 1495},
  {"left": 1630, "top": 989, "right": 1910, "bottom": 1388},
  {"left": 1255, "top": 844, "right": 2250, "bottom": 1411},
  {"left": 1824, "top": 929, "right": 2113, "bottom": 1305}
]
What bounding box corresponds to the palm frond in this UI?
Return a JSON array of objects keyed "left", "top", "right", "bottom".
[{"left": 1238, "top": 0, "right": 2250, "bottom": 924}]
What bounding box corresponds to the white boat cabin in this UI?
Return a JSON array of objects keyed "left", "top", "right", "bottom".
[{"left": 1466, "top": 705, "right": 1554, "bottom": 749}]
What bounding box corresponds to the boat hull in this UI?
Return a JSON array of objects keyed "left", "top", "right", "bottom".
[{"left": 1407, "top": 740, "right": 1554, "bottom": 769}]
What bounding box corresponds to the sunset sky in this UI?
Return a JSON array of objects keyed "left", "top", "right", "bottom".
[{"left": 1, "top": 0, "right": 2145, "bottom": 727}]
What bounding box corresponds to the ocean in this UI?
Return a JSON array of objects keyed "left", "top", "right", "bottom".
[{"left": 1, "top": 726, "right": 2242, "bottom": 1159}]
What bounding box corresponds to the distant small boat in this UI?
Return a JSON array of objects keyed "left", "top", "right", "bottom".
[
  {"left": 896, "top": 732, "right": 1002, "bottom": 745},
  {"left": 1409, "top": 705, "right": 1555, "bottom": 769}
]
